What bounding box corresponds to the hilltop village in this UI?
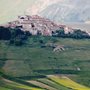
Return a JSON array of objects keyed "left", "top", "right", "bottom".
[
  {"left": 0, "top": 15, "right": 90, "bottom": 45},
  {"left": 5, "top": 15, "right": 74, "bottom": 36}
]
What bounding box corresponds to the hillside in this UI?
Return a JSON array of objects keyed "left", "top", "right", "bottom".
[
  {"left": 0, "top": 0, "right": 90, "bottom": 90},
  {"left": 0, "top": 36, "right": 90, "bottom": 88},
  {"left": 0, "top": 15, "right": 90, "bottom": 90},
  {"left": 1, "top": 0, "right": 90, "bottom": 24},
  {"left": 39, "top": 0, "right": 90, "bottom": 23}
]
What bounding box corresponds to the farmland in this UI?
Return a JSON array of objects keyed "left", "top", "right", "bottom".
[
  {"left": 0, "top": 36, "right": 90, "bottom": 89},
  {"left": 0, "top": 74, "right": 90, "bottom": 90},
  {"left": 47, "top": 75, "right": 90, "bottom": 90}
]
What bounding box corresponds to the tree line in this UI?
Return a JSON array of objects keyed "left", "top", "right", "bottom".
[{"left": 52, "top": 28, "right": 90, "bottom": 39}]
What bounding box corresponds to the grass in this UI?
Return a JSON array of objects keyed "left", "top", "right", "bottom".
[
  {"left": 0, "top": 86, "right": 11, "bottom": 90},
  {"left": 0, "top": 36, "right": 90, "bottom": 88}
]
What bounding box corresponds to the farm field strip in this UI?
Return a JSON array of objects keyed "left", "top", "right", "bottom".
[
  {"left": 27, "top": 80, "right": 56, "bottom": 90},
  {"left": 47, "top": 75, "right": 90, "bottom": 90},
  {"left": 1, "top": 78, "right": 44, "bottom": 90},
  {"left": 37, "top": 78, "right": 72, "bottom": 90}
]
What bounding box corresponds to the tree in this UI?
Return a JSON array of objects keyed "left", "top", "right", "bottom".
[
  {"left": 52, "top": 28, "right": 65, "bottom": 37},
  {"left": 0, "top": 26, "right": 11, "bottom": 40},
  {"left": 71, "top": 29, "right": 89, "bottom": 39},
  {"left": 10, "top": 27, "right": 33, "bottom": 46}
]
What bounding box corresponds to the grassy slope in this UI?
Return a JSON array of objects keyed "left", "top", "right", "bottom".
[
  {"left": 0, "top": 36, "right": 90, "bottom": 87},
  {"left": 47, "top": 75, "right": 90, "bottom": 90},
  {"left": 0, "top": 87, "right": 11, "bottom": 90}
]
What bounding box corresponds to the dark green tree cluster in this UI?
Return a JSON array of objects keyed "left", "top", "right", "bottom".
[
  {"left": 10, "top": 27, "right": 32, "bottom": 46},
  {"left": 71, "top": 29, "right": 90, "bottom": 39},
  {"left": 0, "top": 26, "right": 11, "bottom": 40},
  {"left": 0, "top": 26, "right": 32, "bottom": 46},
  {"left": 52, "top": 28, "right": 90, "bottom": 39}
]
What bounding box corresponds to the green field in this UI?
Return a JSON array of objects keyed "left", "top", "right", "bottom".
[{"left": 0, "top": 36, "right": 90, "bottom": 89}]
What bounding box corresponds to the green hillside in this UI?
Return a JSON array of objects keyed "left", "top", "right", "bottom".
[{"left": 0, "top": 36, "right": 90, "bottom": 89}]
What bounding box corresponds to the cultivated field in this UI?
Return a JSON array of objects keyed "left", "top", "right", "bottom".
[{"left": 0, "top": 36, "right": 90, "bottom": 89}]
